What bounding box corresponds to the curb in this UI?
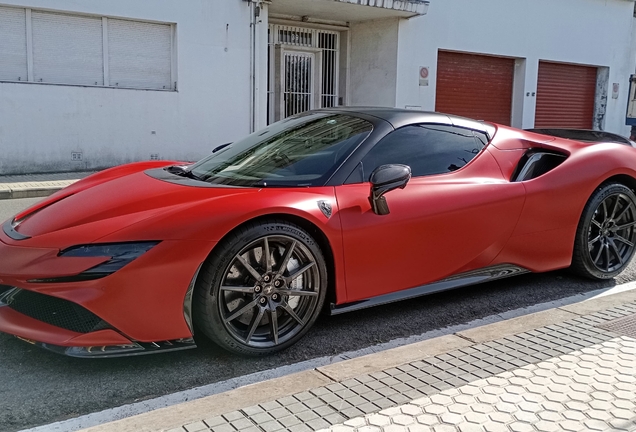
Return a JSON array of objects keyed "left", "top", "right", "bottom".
[{"left": 0, "top": 181, "right": 78, "bottom": 200}]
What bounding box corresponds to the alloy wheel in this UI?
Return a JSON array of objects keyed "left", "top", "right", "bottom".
[
  {"left": 587, "top": 192, "right": 636, "bottom": 273},
  {"left": 218, "top": 235, "right": 320, "bottom": 348}
]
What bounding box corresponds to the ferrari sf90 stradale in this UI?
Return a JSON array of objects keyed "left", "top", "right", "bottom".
[{"left": 2, "top": 108, "right": 636, "bottom": 356}]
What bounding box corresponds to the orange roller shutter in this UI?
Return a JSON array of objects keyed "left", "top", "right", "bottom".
[
  {"left": 436, "top": 51, "right": 514, "bottom": 126},
  {"left": 535, "top": 61, "right": 597, "bottom": 128}
]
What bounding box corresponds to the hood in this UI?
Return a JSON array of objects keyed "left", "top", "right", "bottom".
[{"left": 10, "top": 167, "right": 253, "bottom": 247}]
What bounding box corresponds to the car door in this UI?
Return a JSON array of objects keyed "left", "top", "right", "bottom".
[{"left": 335, "top": 124, "right": 526, "bottom": 303}]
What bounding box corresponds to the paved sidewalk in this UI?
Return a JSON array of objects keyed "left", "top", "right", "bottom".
[
  {"left": 77, "top": 289, "right": 636, "bottom": 432},
  {"left": 0, "top": 171, "right": 96, "bottom": 200}
]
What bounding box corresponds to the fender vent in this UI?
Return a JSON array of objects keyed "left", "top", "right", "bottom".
[{"left": 512, "top": 150, "right": 567, "bottom": 182}]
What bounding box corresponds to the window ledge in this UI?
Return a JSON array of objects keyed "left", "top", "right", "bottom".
[{"left": 0, "top": 80, "right": 177, "bottom": 92}]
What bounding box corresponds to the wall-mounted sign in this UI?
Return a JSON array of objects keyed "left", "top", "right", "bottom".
[
  {"left": 613, "top": 83, "right": 620, "bottom": 99},
  {"left": 419, "top": 67, "right": 429, "bottom": 87}
]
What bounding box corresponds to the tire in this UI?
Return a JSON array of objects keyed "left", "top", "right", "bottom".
[
  {"left": 193, "top": 220, "right": 327, "bottom": 356},
  {"left": 571, "top": 183, "right": 636, "bottom": 280}
]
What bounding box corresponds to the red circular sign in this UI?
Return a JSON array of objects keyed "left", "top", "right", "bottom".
[{"left": 420, "top": 67, "right": 429, "bottom": 79}]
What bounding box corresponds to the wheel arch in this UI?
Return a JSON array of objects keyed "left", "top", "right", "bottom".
[
  {"left": 574, "top": 172, "right": 636, "bottom": 248},
  {"left": 570, "top": 177, "right": 636, "bottom": 279},
  {"left": 599, "top": 173, "right": 636, "bottom": 193},
  {"left": 201, "top": 213, "right": 338, "bottom": 307}
]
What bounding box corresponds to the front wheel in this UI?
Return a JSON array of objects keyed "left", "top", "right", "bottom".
[
  {"left": 571, "top": 183, "right": 636, "bottom": 279},
  {"left": 194, "top": 220, "right": 327, "bottom": 356}
]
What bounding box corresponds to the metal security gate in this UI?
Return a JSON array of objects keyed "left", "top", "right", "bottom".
[
  {"left": 283, "top": 51, "right": 315, "bottom": 118},
  {"left": 268, "top": 24, "right": 340, "bottom": 123}
]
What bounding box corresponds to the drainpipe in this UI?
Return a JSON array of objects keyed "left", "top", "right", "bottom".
[{"left": 248, "top": 0, "right": 264, "bottom": 133}]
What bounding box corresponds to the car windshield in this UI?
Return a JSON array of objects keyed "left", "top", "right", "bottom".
[{"left": 188, "top": 113, "right": 373, "bottom": 187}]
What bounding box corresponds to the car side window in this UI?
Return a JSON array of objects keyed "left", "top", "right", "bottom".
[{"left": 359, "top": 124, "right": 485, "bottom": 180}]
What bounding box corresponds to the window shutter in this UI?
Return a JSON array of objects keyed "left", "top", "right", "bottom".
[
  {"left": 32, "top": 11, "right": 104, "bottom": 86},
  {"left": 0, "top": 7, "right": 28, "bottom": 82},
  {"left": 108, "top": 19, "right": 172, "bottom": 90}
]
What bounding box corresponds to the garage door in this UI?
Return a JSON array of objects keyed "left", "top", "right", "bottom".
[
  {"left": 535, "top": 62, "right": 597, "bottom": 128},
  {"left": 436, "top": 51, "right": 514, "bottom": 126}
]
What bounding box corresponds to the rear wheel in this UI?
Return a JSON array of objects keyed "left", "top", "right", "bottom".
[
  {"left": 571, "top": 183, "right": 636, "bottom": 279},
  {"left": 194, "top": 220, "right": 327, "bottom": 356}
]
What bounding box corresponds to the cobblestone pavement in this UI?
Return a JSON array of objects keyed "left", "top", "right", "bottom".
[
  {"left": 171, "top": 303, "right": 636, "bottom": 432},
  {"left": 322, "top": 336, "right": 636, "bottom": 432}
]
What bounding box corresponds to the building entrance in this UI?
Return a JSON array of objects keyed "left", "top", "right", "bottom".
[{"left": 268, "top": 24, "right": 340, "bottom": 123}]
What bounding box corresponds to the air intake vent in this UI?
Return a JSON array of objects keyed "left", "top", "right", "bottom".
[
  {"left": 512, "top": 150, "right": 567, "bottom": 182},
  {"left": 2, "top": 288, "right": 110, "bottom": 333}
]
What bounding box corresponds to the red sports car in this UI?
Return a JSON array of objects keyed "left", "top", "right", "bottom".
[{"left": 2, "top": 108, "right": 636, "bottom": 357}]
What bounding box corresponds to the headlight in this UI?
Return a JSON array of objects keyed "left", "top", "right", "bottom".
[{"left": 29, "top": 242, "right": 160, "bottom": 283}]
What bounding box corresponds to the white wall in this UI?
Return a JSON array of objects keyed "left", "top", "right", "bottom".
[
  {"left": 0, "top": 0, "right": 256, "bottom": 174},
  {"left": 2, "top": 0, "right": 635, "bottom": 175},
  {"left": 349, "top": 18, "right": 400, "bottom": 107},
  {"left": 393, "top": 0, "right": 636, "bottom": 134}
]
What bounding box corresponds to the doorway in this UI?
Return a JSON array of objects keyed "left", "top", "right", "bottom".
[{"left": 268, "top": 24, "right": 340, "bottom": 124}]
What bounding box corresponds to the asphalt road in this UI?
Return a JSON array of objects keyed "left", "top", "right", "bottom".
[{"left": 1, "top": 197, "right": 635, "bottom": 432}]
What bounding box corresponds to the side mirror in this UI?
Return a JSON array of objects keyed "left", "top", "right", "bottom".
[{"left": 369, "top": 164, "right": 411, "bottom": 215}]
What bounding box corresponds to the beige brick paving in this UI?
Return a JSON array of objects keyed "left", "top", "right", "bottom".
[
  {"left": 318, "top": 336, "right": 636, "bottom": 432},
  {"left": 166, "top": 303, "right": 636, "bottom": 432}
]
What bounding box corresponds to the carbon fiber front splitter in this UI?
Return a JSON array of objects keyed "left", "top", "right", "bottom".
[{"left": 18, "top": 336, "right": 197, "bottom": 358}]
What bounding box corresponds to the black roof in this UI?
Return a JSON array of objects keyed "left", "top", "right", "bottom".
[{"left": 316, "top": 106, "right": 496, "bottom": 138}]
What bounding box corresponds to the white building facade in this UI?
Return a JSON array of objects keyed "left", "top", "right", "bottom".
[{"left": 0, "top": 0, "right": 634, "bottom": 174}]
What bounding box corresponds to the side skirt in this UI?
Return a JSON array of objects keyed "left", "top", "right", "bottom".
[{"left": 329, "top": 264, "right": 530, "bottom": 315}]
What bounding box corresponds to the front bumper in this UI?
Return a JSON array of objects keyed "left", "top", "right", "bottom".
[
  {"left": 0, "top": 291, "right": 196, "bottom": 357},
  {"left": 0, "top": 237, "right": 216, "bottom": 356}
]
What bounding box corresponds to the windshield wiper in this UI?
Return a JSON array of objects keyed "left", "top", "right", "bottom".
[
  {"left": 212, "top": 143, "right": 231, "bottom": 153},
  {"left": 165, "top": 165, "right": 202, "bottom": 181}
]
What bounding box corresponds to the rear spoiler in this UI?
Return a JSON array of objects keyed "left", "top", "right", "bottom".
[{"left": 526, "top": 128, "right": 636, "bottom": 147}]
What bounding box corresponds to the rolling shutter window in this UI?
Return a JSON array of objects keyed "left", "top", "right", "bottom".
[
  {"left": 108, "top": 19, "right": 172, "bottom": 90},
  {"left": 0, "top": 7, "right": 28, "bottom": 82},
  {"left": 535, "top": 62, "right": 597, "bottom": 128},
  {"left": 436, "top": 51, "right": 514, "bottom": 126},
  {"left": 31, "top": 11, "right": 104, "bottom": 86}
]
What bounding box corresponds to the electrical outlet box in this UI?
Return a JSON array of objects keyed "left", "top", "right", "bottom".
[
  {"left": 71, "top": 152, "right": 83, "bottom": 161},
  {"left": 627, "top": 75, "right": 636, "bottom": 126}
]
